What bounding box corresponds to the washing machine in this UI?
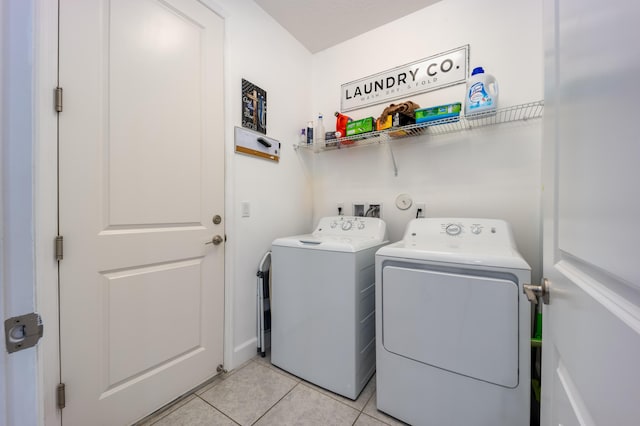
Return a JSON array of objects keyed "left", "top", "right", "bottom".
[
  {"left": 375, "top": 218, "right": 531, "bottom": 426},
  {"left": 271, "top": 216, "right": 388, "bottom": 399}
]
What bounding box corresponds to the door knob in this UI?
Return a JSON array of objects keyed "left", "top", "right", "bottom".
[
  {"left": 523, "top": 278, "right": 550, "bottom": 305},
  {"left": 206, "top": 235, "right": 224, "bottom": 245}
]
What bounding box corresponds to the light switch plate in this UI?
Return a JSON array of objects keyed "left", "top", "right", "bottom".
[{"left": 241, "top": 201, "right": 250, "bottom": 217}]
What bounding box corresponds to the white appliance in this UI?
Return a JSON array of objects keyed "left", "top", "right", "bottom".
[
  {"left": 271, "top": 216, "right": 388, "bottom": 399},
  {"left": 375, "top": 218, "right": 531, "bottom": 426}
]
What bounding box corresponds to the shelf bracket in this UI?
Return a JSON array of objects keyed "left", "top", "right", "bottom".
[{"left": 388, "top": 144, "right": 398, "bottom": 177}]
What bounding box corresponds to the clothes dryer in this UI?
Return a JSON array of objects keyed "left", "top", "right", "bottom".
[
  {"left": 375, "top": 218, "right": 531, "bottom": 425},
  {"left": 271, "top": 216, "right": 388, "bottom": 399}
]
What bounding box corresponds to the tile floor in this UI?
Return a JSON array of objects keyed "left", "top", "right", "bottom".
[{"left": 136, "top": 352, "right": 407, "bottom": 426}]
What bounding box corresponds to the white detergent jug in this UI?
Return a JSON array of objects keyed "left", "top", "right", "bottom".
[{"left": 465, "top": 67, "right": 499, "bottom": 118}]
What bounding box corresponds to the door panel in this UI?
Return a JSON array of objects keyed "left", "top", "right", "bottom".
[
  {"left": 59, "top": 0, "right": 225, "bottom": 424},
  {"left": 104, "top": 259, "right": 203, "bottom": 386},
  {"left": 109, "top": 0, "right": 204, "bottom": 226},
  {"left": 541, "top": 0, "right": 640, "bottom": 424}
]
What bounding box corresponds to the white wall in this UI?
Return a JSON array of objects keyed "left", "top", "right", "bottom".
[
  {"left": 310, "top": 0, "right": 543, "bottom": 282},
  {"left": 202, "top": 0, "right": 314, "bottom": 368}
]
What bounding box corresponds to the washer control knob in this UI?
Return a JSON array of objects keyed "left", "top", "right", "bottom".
[
  {"left": 446, "top": 223, "right": 462, "bottom": 236},
  {"left": 470, "top": 225, "right": 482, "bottom": 235},
  {"left": 330, "top": 221, "right": 337, "bottom": 228},
  {"left": 358, "top": 221, "right": 365, "bottom": 230},
  {"left": 341, "top": 221, "right": 353, "bottom": 231}
]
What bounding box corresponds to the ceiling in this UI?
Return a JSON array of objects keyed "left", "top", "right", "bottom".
[{"left": 254, "top": 0, "right": 442, "bottom": 53}]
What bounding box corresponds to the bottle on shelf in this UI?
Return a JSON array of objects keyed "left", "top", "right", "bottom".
[
  {"left": 299, "top": 128, "right": 306, "bottom": 145},
  {"left": 335, "top": 112, "right": 353, "bottom": 145},
  {"left": 465, "top": 66, "right": 499, "bottom": 119},
  {"left": 314, "top": 113, "right": 325, "bottom": 153},
  {"left": 306, "top": 121, "right": 314, "bottom": 145}
]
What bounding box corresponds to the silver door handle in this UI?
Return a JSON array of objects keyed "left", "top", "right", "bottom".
[
  {"left": 523, "top": 278, "right": 550, "bottom": 305},
  {"left": 206, "top": 235, "right": 223, "bottom": 245}
]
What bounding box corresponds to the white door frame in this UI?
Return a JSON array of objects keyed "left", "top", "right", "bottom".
[
  {"left": 1, "top": 1, "right": 232, "bottom": 425},
  {"left": 2, "top": 1, "right": 58, "bottom": 425}
]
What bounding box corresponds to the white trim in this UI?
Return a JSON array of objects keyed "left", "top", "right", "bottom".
[
  {"left": 198, "top": 0, "right": 227, "bottom": 18},
  {"left": 556, "top": 258, "right": 640, "bottom": 335},
  {"left": 233, "top": 337, "right": 259, "bottom": 366},
  {"left": 34, "top": 0, "right": 60, "bottom": 424},
  {"left": 197, "top": 0, "right": 236, "bottom": 372}
]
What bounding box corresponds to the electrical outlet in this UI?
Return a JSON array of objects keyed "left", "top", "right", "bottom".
[
  {"left": 353, "top": 203, "right": 365, "bottom": 217},
  {"left": 367, "top": 203, "right": 382, "bottom": 218},
  {"left": 415, "top": 202, "right": 426, "bottom": 218},
  {"left": 337, "top": 202, "right": 345, "bottom": 215}
]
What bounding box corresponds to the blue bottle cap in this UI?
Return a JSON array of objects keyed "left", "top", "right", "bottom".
[{"left": 471, "top": 67, "right": 485, "bottom": 76}]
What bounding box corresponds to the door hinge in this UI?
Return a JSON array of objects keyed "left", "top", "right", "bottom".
[
  {"left": 4, "top": 313, "right": 43, "bottom": 353},
  {"left": 57, "top": 383, "right": 66, "bottom": 409},
  {"left": 55, "top": 87, "right": 63, "bottom": 112},
  {"left": 55, "top": 235, "right": 63, "bottom": 261}
]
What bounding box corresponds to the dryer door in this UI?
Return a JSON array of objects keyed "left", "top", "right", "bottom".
[{"left": 382, "top": 266, "right": 519, "bottom": 387}]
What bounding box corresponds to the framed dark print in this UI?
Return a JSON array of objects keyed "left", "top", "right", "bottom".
[{"left": 241, "top": 79, "right": 267, "bottom": 134}]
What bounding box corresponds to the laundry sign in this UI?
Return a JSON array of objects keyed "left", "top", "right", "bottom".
[{"left": 340, "top": 45, "right": 469, "bottom": 112}]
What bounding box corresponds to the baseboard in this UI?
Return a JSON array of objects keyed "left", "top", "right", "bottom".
[{"left": 231, "top": 337, "right": 258, "bottom": 370}]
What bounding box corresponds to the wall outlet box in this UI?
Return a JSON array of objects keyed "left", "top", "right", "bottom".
[
  {"left": 353, "top": 203, "right": 365, "bottom": 217},
  {"left": 367, "top": 203, "right": 382, "bottom": 218}
]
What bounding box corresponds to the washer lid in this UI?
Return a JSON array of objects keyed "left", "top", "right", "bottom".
[
  {"left": 273, "top": 234, "right": 388, "bottom": 252},
  {"left": 376, "top": 218, "right": 530, "bottom": 270},
  {"left": 272, "top": 216, "right": 389, "bottom": 252}
]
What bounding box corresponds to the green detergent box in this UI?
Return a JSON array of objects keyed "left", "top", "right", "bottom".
[
  {"left": 415, "top": 103, "right": 461, "bottom": 124},
  {"left": 346, "top": 117, "right": 375, "bottom": 136}
]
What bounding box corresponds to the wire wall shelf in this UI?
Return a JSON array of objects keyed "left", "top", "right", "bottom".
[{"left": 296, "top": 100, "right": 544, "bottom": 153}]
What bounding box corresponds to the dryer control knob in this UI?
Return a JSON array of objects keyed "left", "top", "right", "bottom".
[
  {"left": 446, "top": 223, "right": 462, "bottom": 236},
  {"left": 330, "top": 221, "right": 338, "bottom": 228},
  {"left": 470, "top": 225, "right": 482, "bottom": 234},
  {"left": 358, "top": 221, "right": 365, "bottom": 230},
  {"left": 341, "top": 221, "right": 353, "bottom": 231}
]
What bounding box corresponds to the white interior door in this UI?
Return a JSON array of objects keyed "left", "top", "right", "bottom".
[
  {"left": 59, "top": 0, "right": 225, "bottom": 424},
  {"left": 541, "top": 0, "right": 640, "bottom": 424}
]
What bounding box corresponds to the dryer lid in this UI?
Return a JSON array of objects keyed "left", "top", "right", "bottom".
[{"left": 376, "top": 218, "right": 530, "bottom": 270}]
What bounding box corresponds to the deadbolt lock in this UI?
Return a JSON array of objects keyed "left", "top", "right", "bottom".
[
  {"left": 4, "top": 313, "right": 43, "bottom": 353},
  {"left": 212, "top": 215, "right": 222, "bottom": 225}
]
